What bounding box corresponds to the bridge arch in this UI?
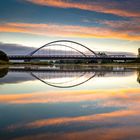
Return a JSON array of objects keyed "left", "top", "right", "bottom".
[{"left": 29, "top": 40, "right": 97, "bottom": 57}]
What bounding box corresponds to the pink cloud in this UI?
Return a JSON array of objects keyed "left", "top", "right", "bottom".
[{"left": 25, "top": 0, "right": 140, "bottom": 17}]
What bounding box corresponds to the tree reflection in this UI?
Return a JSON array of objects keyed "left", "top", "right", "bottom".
[
  {"left": 0, "top": 66, "right": 8, "bottom": 78},
  {"left": 137, "top": 69, "right": 140, "bottom": 84}
]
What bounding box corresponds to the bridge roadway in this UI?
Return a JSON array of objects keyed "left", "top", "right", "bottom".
[{"left": 8, "top": 55, "right": 139, "bottom": 61}]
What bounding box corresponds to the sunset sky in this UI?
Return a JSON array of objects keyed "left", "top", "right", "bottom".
[{"left": 0, "top": 0, "right": 140, "bottom": 54}]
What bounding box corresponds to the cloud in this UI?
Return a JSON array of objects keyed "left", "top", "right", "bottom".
[
  {"left": 0, "top": 22, "right": 140, "bottom": 41},
  {"left": 99, "top": 18, "right": 140, "bottom": 35},
  {"left": 0, "top": 42, "right": 74, "bottom": 55},
  {"left": 25, "top": 0, "right": 140, "bottom": 17},
  {"left": 0, "top": 42, "right": 35, "bottom": 55}
]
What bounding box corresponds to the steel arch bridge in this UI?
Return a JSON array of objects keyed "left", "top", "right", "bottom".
[
  {"left": 8, "top": 39, "right": 136, "bottom": 61},
  {"left": 29, "top": 40, "right": 97, "bottom": 58}
]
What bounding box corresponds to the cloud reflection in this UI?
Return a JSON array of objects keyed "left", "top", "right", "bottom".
[
  {"left": 0, "top": 89, "right": 140, "bottom": 104},
  {"left": 13, "top": 126, "right": 140, "bottom": 140},
  {"left": 4, "top": 90, "right": 140, "bottom": 140}
]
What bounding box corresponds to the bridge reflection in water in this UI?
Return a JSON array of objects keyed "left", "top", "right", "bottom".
[{"left": 2, "top": 65, "right": 138, "bottom": 88}]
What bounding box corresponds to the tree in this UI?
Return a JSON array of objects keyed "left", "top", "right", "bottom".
[{"left": 0, "top": 50, "right": 9, "bottom": 62}]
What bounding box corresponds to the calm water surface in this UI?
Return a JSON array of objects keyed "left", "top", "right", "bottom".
[{"left": 0, "top": 65, "right": 140, "bottom": 140}]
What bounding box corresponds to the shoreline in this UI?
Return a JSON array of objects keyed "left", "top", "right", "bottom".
[{"left": 0, "top": 62, "right": 140, "bottom": 67}]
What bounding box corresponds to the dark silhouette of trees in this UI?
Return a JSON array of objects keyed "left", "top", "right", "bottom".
[{"left": 0, "top": 50, "right": 9, "bottom": 62}]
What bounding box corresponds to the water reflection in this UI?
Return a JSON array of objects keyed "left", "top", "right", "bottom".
[
  {"left": 0, "top": 65, "right": 140, "bottom": 140},
  {"left": 0, "top": 66, "right": 8, "bottom": 78},
  {"left": 137, "top": 68, "right": 140, "bottom": 84},
  {"left": 0, "top": 65, "right": 139, "bottom": 87}
]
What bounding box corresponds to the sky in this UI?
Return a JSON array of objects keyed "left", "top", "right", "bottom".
[{"left": 0, "top": 0, "right": 140, "bottom": 54}]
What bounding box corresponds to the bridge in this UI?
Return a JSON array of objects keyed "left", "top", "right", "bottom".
[{"left": 8, "top": 40, "right": 139, "bottom": 61}]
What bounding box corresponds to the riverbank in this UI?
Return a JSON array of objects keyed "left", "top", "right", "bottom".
[
  {"left": 0, "top": 61, "right": 53, "bottom": 66},
  {"left": 1, "top": 61, "right": 140, "bottom": 67}
]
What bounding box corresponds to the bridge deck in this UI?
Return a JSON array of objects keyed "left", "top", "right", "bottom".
[{"left": 8, "top": 55, "right": 139, "bottom": 61}]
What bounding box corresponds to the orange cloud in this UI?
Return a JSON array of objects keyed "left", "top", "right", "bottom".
[
  {"left": 0, "top": 22, "right": 140, "bottom": 41},
  {"left": 25, "top": 0, "right": 140, "bottom": 17}
]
